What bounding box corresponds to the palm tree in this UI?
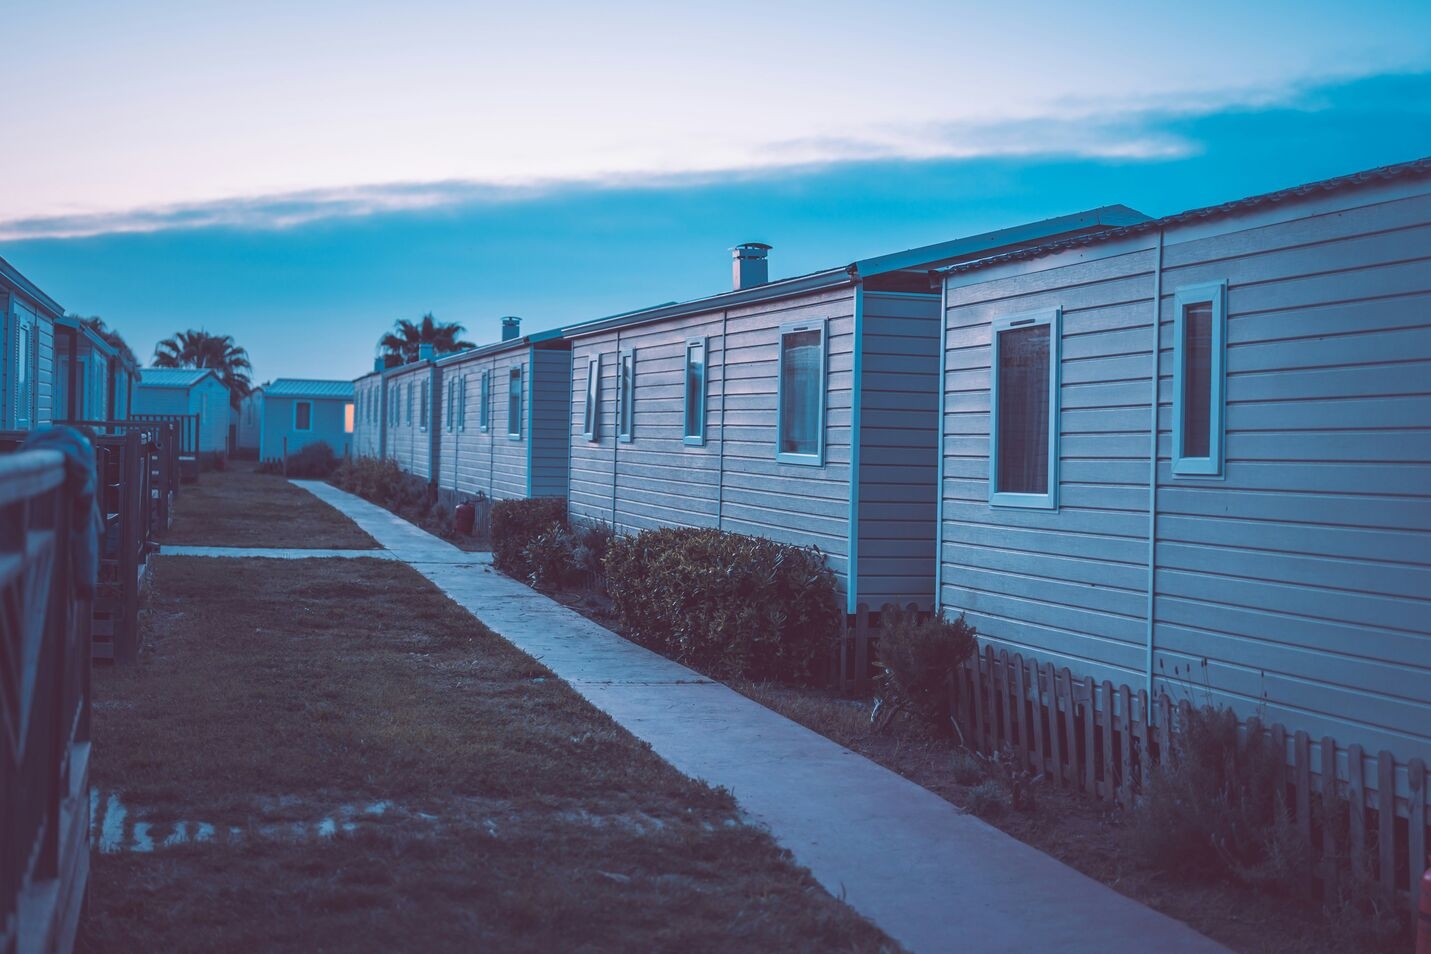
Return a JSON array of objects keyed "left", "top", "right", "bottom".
[
  {"left": 379, "top": 313, "right": 475, "bottom": 364},
  {"left": 153, "top": 330, "right": 253, "bottom": 408},
  {"left": 68, "top": 314, "right": 139, "bottom": 366}
]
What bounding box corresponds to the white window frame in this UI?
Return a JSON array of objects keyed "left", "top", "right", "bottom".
[
  {"left": 1171, "top": 281, "right": 1227, "bottom": 478},
  {"left": 684, "top": 337, "right": 706, "bottom": 446},
  {"left": 582, "top": 354, "right": 600, "bottom": 442},
  {"left": 445, "top": 377, "right": 455, "bottom": 432},
  {"left": 405, "top": 381, "right": 413, "bottom": 425},
  {"left": 294, "top": 400, "right": 313, "bottom": 432},
  {"left": 458, "top": 374, "right": 467, "bottom": 432},
  {"left": 775, "top": 319, "right": 827, "bottom": 466},
  {"left": 507, "top": 365, "right": 522, "bottom": 440},
  {"left": 419, "top": 378, "right": 430, "bottom": 432},
  {"left": 479, "top": 369, "right": 490, "bottom": 432},
  {"left": 616, "top": 348, "right": 635, "bottom": 443},
  {"left": 988, "top": 308, "right": 1061, "bottom": 510}
]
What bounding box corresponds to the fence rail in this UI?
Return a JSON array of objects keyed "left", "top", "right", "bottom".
[
  {"left": 0, "top": 449, "right": 92, "bottom": 954},
  {"left": 128, "top": 413, "right": 200, "bottom": 459},
  {"left": 841, "top": 601, "right": 1431, "bottom": 923},
  {"left": 60, "top": 419, "right": 180, "bottom": 535}
]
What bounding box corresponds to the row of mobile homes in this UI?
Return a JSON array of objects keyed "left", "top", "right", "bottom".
[
  {"left": 0, "top": 254, "right": 60, "bottom": 429},
  {"left": 435, "top": 319, "right": 572, "bottom": 504},
  {"left": 563, "top": 209, "right": 1149, "bottom": 612},
  {"left": 381, "top": 351, "right": 439, "bottom": 480},
  {"left": 134, "top": 368, "right": 231, "bottom": 458},
  {"left": 934, "top": 157, "right": 1431, "bottom": 764},
  {"left": 258, "top": 379, "right": 354, "bottom": 461}
]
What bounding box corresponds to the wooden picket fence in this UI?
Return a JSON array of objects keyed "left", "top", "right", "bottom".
[{"left": 839, "top": 602, "right": 1431, "bottom": 922}]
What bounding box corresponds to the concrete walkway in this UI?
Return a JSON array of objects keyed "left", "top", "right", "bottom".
[
  {"left": 293, "top": 480, "right": 1228, "bottom": 954},
  {"left": 162, "top": 545, "right": 399, "bottom": 560}
]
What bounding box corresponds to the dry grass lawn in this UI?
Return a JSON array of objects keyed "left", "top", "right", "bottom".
[
  {"left": 82, "top": 557, "right": 895, "bottom": 953},
  {"left": 163, "top": 463, "right": 379, "bottom": 549}
]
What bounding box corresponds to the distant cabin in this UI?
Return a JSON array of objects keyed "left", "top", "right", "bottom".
[
  {"left": 259, "top": 379, "right": 354, "bottom": 462},
  {"left": 434, "top": 320, "right": 572, "bottom": 504},
  {"left": 934, "top": 158, "right": 1431, "bottom": 764},
  {"left": 133, "top": 368, "right": 231, "bottom": 458},
  {"left": 0, "top": 254, "right": 61, "bottom": 429},
  {"left": 55, "top": 314, "right": 137, "bottom": 423},
  {"left": 352, "top": 366, "right": 385, "bottom": 459},
  {"left": 563, "top": 209, "right": 1148, "bottom": 613}
]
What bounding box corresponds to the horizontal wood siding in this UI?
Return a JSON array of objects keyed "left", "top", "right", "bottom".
[
  {"left": 856, "top": 291, "right": 941, "bottom": 609},
  {"left": 352, "top": 376, "right": 383, "bottom": 458},
  {"left": 1149, "top": 187, "right": 1431, "bottom": 762},
  {"left": 939, "top": 177, "right": 1431, "bottom": 765},
  {"left": 530, "top": 348, "right": 571, "bottom": 497},
  {"left": 570, "top": 286, "right": 856, "bottom": 594},
  {"left": 383, "top": 364, "right": 435, "bottom": 480},
  {"left": 941, "top": 244, "right": 1159, "bottom": 687},
  {"left": 438, "top": 349, "right": 531, "bottom": 500}
]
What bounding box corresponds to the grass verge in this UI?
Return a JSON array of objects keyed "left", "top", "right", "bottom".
[
  {"left": 83, "top": 556, "right": 895, "bottom": 953},
  {"left": 163, "top": 463, "right": 380, "bottom": 549}
]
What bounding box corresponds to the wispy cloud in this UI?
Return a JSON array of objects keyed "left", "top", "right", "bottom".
[{"left": 0, "top": 75, "right": 1405, "bottom": 242}]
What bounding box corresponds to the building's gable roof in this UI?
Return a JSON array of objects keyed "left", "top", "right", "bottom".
[
  {"left": 559, "top": 205, "right": 1149, "bottom": 339},
  {"left": 138, "top": 367, "right": 221, "bottom": 389},
  {"left": 0, "top": 253, "right": 65, "bottom": 318},
  {"left": 939, "top": 155, "right": 1431, "bottom": 277},
  {"left": 264, "top": 378, "right": 355, "bottom": 399}
]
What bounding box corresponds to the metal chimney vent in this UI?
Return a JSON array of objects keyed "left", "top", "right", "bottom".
[
  {"left": 732, "top": 242, "right": 772, "bottom": 290},
  {"left": 501, "top": 316, "right": 522, "bottom": 341},
  {"left": 418, "top": 343, "right": 435, "bottom": 361}
]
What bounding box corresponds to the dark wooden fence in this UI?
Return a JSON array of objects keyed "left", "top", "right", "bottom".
[
  {"left": 60, "top": 419, "right": 180, "bottom": 536},
  {"left": 840, "top": 602, "right": 1431, "bottom": 923},
  {"left": 0, "top": 449, "right": 92, "bottom": 954},
  {"left": 0, "top": 430, "right": 161, "bottom": 662},
  {"left": 128, "top": 412, "right": 199, "bottom": 459}
]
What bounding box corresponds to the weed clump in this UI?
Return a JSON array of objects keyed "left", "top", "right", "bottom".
[{"left": 872, "top": 610, "right": 976, "bottom": 738}]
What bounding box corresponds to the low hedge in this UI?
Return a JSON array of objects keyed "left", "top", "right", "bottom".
[
  {"left": 604, "top": 527, "right": 840, "bottom": 684},
  {"left": 490, "top": 497, "right": 567, "bottom": 579}
]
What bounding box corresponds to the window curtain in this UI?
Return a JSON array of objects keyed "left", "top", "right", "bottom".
[
  {"left": 996, "top": 325, "right": 1050, "bottom": 494},
  {"left": 780, "top": 330, "right": 821, "bottom": 455}
]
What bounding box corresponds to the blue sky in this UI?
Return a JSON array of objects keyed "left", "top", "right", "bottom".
[{"left": 1, "top": 2, "right": 1428, "bottom": 381}]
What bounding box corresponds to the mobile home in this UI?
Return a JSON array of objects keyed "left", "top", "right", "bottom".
[
  {"left": 934, "top": 157, "right": 1431, "bottom": 762},
  {"left": 0, "top": 254, "right": 60, "bottom": 429},
  {"left": 56, "top": 314, "right": 120, "bottom": 422},
  {"left": 381, "top": 353, "right": 439, "bottom": 480},
  {"left": 259, "top": 379, "right": 355, "bottom": 462},
  {"left": 564, "top": 208, "right": 1148, "bottom": 612},
  {"left": 352, "top": 366, "right": 386, "bottom": 458},
  {"left": 435, "top": 318, "right": 572, "bottom": 504},
  {"left": 236, "top": 389, "right": 261, "bottom": 455},
  {"left": 133, "top": 368, "right": 231, "bottom": 458}
]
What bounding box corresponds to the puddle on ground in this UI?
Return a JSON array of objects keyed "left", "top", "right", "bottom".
[{"left": 90, "top": 790, "right": 403, "bottom": 853}]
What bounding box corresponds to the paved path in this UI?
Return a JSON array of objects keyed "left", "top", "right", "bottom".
[
  {"left": 161, "top": 545, "right": 399, "bottom": 560},
  {"left": 293, "top": 480, "right": 1228, "bottom": 954}
]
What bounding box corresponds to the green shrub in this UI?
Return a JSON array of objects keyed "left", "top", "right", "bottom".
[
  {"left": 603, "top": 527, "right": 840, "bottom": 684},
  {"left": 330, "top": 456, "right": 406, "bottom": 504},
  {"left": 1128, "top": 705, "right": 1303, "bottom": 891},
  {"left": 965, "top": 780, "right": 1011, "bottom": 819},
  {"left": 571, "top": 522, "right": 614, "bottom": 587},
  {"left": 873, "top": 610, "right": 977, "bottom": 737},
  {"left": 491, "top": 498, "right": 567, "bottom": 579},
  {"left": 522, "top": 525, "right": 579, "bottom": 590},
  {"left": 283, "top": 442, "right": 339, "bottom": 478}
]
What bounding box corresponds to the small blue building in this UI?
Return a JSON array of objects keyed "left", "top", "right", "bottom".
[{"left": 258, "top": 378, "right": 354, "bottom": 462}]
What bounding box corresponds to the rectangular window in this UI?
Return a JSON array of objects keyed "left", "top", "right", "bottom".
[
  {"left": 295, "top": 401, "right": 313, "bottom": 431},
  {"left": 989, "top": 309, "right": 1060, "bottom": 509},
  {"left": 343, "top": 402, "right": 354, "bottom": 434},
  {"left": 776, "top": 320, "right": 826, "bottom": 465},
  {"left": 405, "top": 381, "right": 413, "bottom": 425},
  {"left": 419, "top": 379, "right": 430, "bottom": 431},
  {"left": 390, "top": 388, "right": 398, "bottom": 426},
  {"left": 1172, "top": 282, "right": 1227, "bottom": 476},
  {"left": 480, "top": 370, "right": 491, "bottom": 431},
  {"left": 458, "top": 375, "right": 467, "bottom": 431},
  {"left": 617, "top": 348, "right": 634, "bottom": 443},
  {"left": 507, "top": 366, "right": 522, "bottom": 439},
  {"left": 582, "top": 355, "right": 600, "bottom": 441},
  {"left": 684, "top": 338, "right": 706, "bottom": 446}
]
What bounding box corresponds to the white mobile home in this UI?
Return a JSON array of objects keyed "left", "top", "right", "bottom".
[
  {"left": 133, "top": 368, "right": 231, "bottom": 458},
  {"left": 564, "top": 209, "right": 1147, "bottom": 612},
  {"left": 0, "top": 254, "right": 60, "bottom": 430},
  {"left": 352, "top": 366, "right": 386, "bottom": 459},
  {"left": 935, "top": 157, "right": 1431, "bottom": 763},
  {"left": 381, "top": 356, "right": 439, "bottom": 480},
  {"left": 55, "top": 315, "right": 121, "bottom": 422},
  {"left": 435, "top": 321, "right": 571, "bottom": 504},
  {"left": 259, "top": 379, "right": 354, "bottom": 462},
  {"left": 236, "top": 389, "right": 261, "bottom": 454}
]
